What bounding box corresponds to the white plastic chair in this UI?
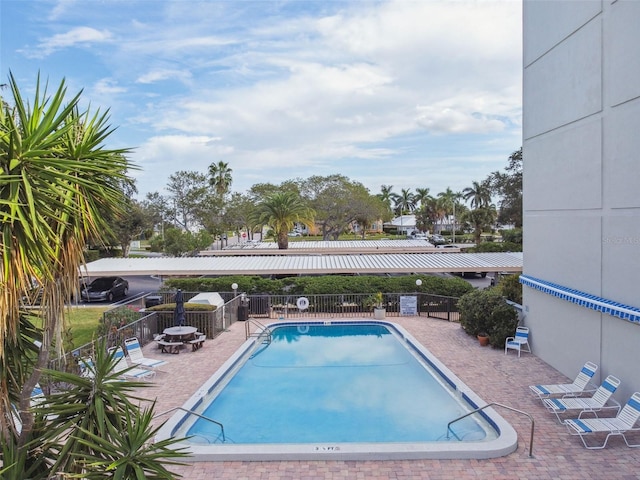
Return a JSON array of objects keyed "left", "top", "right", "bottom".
[
  {"left": 79, "top": 357, "right": 95, "bottom": 378},
  {"left": 505, "top": 326, "right": 531, "bottom": 357}
]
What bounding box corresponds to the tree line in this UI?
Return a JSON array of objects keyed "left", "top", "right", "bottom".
[{"left": 127, "top": 148, "right": 522, "bottom": 253}]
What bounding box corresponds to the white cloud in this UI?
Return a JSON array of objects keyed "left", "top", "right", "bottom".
[
  {"left": 136, "top": 69, "right": 192, "bottom": 84},
  {"left": 93, "top": 78, "right": 126, "bottom": 96},
  {"left": 48, "top": 0, "right": 79, "bottom": 21},
  {"left": 9, "top": 0, "right": 521, "bottom": 197},
  {"left": 30, "top": 26, "right": 112, "bottom": 58}
]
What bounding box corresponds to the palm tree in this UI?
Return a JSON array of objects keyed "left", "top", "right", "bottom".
[
  {"left": 461, "top": 205, "right": 498, "bottom": 245},
  {"left": 208, "top": 160, "right": 233, "bottom": 196},
  {"left": 433, "top": 198, "right": 448, "bottom": 234},
  {"left": 377, "top": 184, "right": 395, "bottom": 211},
  {"left": 251, "top": 191, "right": 315, "bottom": 249},
  {"left": 437, "top": 187, "right": 462, "bottom": 238},
  {"left": 391, "top": 188, "right": 416, "bottom": 235},
  {"left": 463, "top": 180, "right": 492, "bottom": 209},
  {"left": 414, "top": 187, "right": 432, "bottom": 208},
  {"left": 392, "top": 188, "right": 416, "bottom": 216}
]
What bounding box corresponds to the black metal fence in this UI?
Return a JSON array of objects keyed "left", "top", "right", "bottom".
[
  {"left": 47, "top": 294, "right": 241, "bottom": 374},
  {"left": 248, "top": 292, "right": 460, "bottom": 322},
  {"left": 47, "top": 291, "right": 459, "bottom": 375}
]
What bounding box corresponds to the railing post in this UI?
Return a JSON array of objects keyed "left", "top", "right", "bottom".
[{"left": 447, "top": 402, "right": 535, "bottom": 458}]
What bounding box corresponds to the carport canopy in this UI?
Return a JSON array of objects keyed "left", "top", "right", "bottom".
[{"left": 81, "top": 251, "right": 522, "bottom": 278}]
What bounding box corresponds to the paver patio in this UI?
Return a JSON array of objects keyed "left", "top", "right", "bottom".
[{"left": 136, "top": 316, "right": 640, "bottom": 479}]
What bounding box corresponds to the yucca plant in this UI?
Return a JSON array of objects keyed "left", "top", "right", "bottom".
[
  {"left": 2, "top": 339, "right": 189, "bottom": 478},
  {"left": 70, "top": 404, "right": 189, "bottom": 479},
  {"left": 0, "top": 71, "right": 132, "bottom": 447},
  {"left": 42, "top": 341, "right": 188, "bottom": 477}
]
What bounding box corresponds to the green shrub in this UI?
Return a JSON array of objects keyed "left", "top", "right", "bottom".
[
  {"left": 164, "top": 275, "right": 283, "bottom": 295},
  {"left": 148, "top": 236, "right": 164, "bottom": 252},
  {"left": 457, "top": 289, "right": 518, "bottom": 347},
  {"left": 97, "top": 306, "right": 142, "bottom": 337},
  {"left": 468, "top": 241, "right": 522, "bottom": 253},
  {"left": 84, "top": 249, "right": 100, "bottom": 263},
  {"left": 496, "top": 274, "right": 522, "bottom": 304},
  {"left": 145, "top": 302, "right": 216, "bottom": 312},
  {"left": 162, "top": 274, "right": 473, "bottom": 298},
  {"left": 458, "top": 290, "right": 499, "bottom": 336},
  {"left": 500, "top": 228, "right": 522, "bottom": 244},
  {"left": 487, "top": 301, "right": 519, "bottom": 348}
]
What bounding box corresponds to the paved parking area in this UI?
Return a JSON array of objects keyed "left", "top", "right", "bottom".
[{"left": 136, "top": 316, "right": 640, "bottom": 479}]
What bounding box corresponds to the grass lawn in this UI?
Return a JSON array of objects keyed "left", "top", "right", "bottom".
[
  {"left": 31, "top": 307, "right": 106, "bottom": 349},
  {"left": 67, "top": 307, "right": 106, "bottom": 347}
]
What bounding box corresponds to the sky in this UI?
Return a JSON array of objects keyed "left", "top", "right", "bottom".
[{"left": 1, "top": 0, "right": 522, "bottom": 200}]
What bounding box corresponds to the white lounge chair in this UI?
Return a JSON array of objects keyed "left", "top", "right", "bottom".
[
  {"left": 543, "top": 375, "right": 621, "bottom": 423},
  {"left": 504, "top": 326, "right": 531, "bottom": 357},
  {"left": 530, "top": 361, "right": 598, "bottom": 399},
  {"left": 565, "top": 392, "right": 640, "bottom": 449},
  {"left": 124, "top": 337, "right": 167, "bottom": 369},
  {"left": 108, "top": 347, "right": 156, "bottom": 381},
  {"left": 30, "top": 383, "right": 46, "bottom": 406},
  {"left": 79, "top": 357, "right": 95, "bottom": 379}
]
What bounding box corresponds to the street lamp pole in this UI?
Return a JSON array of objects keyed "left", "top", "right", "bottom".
[
  {"left": 415, "top": 278, "right": 422, "bottom": 316},
  {"left": 452, "top": 202, "right": 456, "bottom": 244}
]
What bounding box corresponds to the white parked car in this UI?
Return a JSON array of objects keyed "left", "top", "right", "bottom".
[
  {"left": 407, "top": 231, "right": 428, "bottom": 240},
  {"left": 430, "top": 234, "right": 447, "bottom": 245}
]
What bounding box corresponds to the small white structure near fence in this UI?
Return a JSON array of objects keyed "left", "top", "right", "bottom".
[{"left": 188, "top": 292, "right": 224, "bottom": 308}]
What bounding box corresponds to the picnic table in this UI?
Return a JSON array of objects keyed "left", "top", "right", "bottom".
[{"left": 158, "top": 326, "right": 198, "bottom": 354}]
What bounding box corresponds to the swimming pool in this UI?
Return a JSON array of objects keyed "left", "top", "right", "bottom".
[{"left": 156, "top": 320, "right": 518, "bottom": 460}]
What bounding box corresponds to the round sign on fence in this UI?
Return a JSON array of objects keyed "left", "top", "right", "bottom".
[{"left": 296, "top": 297, "right": 309, "bottom": 311}]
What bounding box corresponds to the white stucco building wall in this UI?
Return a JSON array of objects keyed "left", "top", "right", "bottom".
[{"left": 522, "top": 0, "right": 640, "bottom": 402}]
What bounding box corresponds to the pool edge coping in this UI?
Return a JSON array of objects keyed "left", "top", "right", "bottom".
[{"left": 155, "top": 319, "right": 519, "bottom": 461}]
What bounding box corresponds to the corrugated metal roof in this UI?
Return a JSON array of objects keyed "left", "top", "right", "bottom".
[
  {"left": 205, "top": 239, "right": 458, "bottom": 255},
  {"left": 82, "top": 252, "right": 522, "bottom": 277},
  {"left": 219, "top": 239, "right": 433, "bottom": 249}
]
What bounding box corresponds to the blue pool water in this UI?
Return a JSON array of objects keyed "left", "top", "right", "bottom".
[
  {"left": 187, "top": 323, "right": 485, "bottom": 444},
  {"left": 157, "top": 320, "right": 517, "bottom": 460}
]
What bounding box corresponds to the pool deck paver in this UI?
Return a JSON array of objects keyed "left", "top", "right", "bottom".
[{"left": 135, "top": 317, "right": 640, "bottom": 479}]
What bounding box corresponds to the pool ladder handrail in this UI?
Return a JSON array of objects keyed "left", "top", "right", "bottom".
[
  {"left": 245, "top": 318, "right": 272, "bottom": 343},
  {"left": 154, "top": 407, "right": 226, "bottom": 443},
  {"left": 446, "top": 402, "right": 535, "bottom": 458}
]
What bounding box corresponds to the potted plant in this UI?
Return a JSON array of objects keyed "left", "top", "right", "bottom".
[
  {"left": 477, "top": 332, "right": 490, "bottom": 346},
  {"left": 371, "top": 292, "right": 385, "bottom": 320}
]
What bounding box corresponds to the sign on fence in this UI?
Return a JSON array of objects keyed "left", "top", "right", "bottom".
[{"left": 399, "top": 295, "right": 418, "bottom": 316}]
